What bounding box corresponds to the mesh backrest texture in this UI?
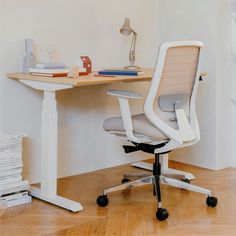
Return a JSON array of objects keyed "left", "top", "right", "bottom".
[
  {"left": 154, "top": 46, "right": 200, "bottom": 121},
  {"left": 158, "top": 46, "right": 200, "bottom": 97}
]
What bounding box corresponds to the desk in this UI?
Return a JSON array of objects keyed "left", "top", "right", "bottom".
[
  {"left": 9, "top": 69, "right": 153, "bottom": 87},
  {"left": 8, "top": 68, "right": 153, "bottom": 212}
]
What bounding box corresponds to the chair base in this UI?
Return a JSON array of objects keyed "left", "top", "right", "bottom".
[
  {"left": 97, "top": 174, "right": 216, "bottom": 221},
  {"left": 103, "top": 175, "right": 211, "bottom": 196},
  {"left": 97, "top": 154, "right": 217, "bottom": 221}
]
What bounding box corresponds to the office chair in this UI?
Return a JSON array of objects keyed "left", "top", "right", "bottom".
[{"left": 96, "top": 41, "right": 217, "bottom": 221}]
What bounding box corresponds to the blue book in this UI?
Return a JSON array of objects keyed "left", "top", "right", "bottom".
[{"left": 98, "top": 70, "right": 144, "bottom": 76}]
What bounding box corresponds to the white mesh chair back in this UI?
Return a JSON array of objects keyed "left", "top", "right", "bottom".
[
  {"left": 157, "top": 46, "right": 200, "bottom": 98},
  {"left": 144, "top": 41, "right": 203, "bottom": 146}
]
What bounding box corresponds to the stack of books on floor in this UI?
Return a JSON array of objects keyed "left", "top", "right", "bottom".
[
  {"left": 29, "top": 63, "right": 69, "bottom": 77},
  {"left": 0, "top": 132, "right": 31, "bottom": 209}
]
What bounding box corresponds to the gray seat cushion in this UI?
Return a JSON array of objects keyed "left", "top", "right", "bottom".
[{"left": 103, "top": 113, "right": 177, "bottom": 140}]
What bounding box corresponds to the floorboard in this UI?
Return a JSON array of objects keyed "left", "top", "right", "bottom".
[{"left": 1, "top": 161, "right": 236, "bottom": 236}]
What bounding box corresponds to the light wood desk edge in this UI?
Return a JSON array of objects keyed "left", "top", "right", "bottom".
[{"left": 8, "top": 68, "right": 154, "bottom": 87}]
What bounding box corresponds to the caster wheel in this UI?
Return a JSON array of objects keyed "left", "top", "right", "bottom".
[
  {"left": 156, "top": 208, "right": 169, "bottom": 221},
  {"left": 97, "top": 195, "right": 108, "bottom": 207},
  {"left": 206, "top": 196, "right": 217, "bottom": 207},
  {"left": 182, "top": 178, "right": 191, "bottom": 184},
  {"left": 121, "top": 178, "right": 130, "bottom": 184}
]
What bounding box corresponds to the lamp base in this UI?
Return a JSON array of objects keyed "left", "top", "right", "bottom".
[{"left": 124, "top": 65, "right": 140, "bottom": 70}]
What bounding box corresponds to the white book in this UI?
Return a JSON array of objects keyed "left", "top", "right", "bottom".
[
  {"left": 0, "top": 195, "right": 31, "bottom": 208},
  {"left": 0, "top": 147, "right": 22, "bottom": 152},
  {"left": 0, "top": 137, "right": 22, "bottom": 141},
  {"left": 0, "top": 160, "right": 22, "bottom": 167},
  {"left": 0, "top": 173, "right": 21, "bottom": 179},
  {"left": 0, "top": 143, "right": 22, "bottom": 148},
  {"left": 0, "top": 151, "right": 22, "bottom": 157},
  {"left": 0, "top": 191, "right": 28, "bottom": 202},
  {"left": 0, "top": 141, "right": 22, "bottom": 145},
  {"left": 0, "top": 180, "right": 29, "bottom": 196},
  {"left": 0, "top": 168, "right": 22, "bottom": 178},
  {"left": 0, "top": 154, "right": 21, "bottom": 159},
  {"left": 0, "top": 157, "right": 22, "bottom": 164},
  {"left": 0, "top": 163, "right": 23, "bottom": 171},
  {"left": 0, "top": 141, "right": 22, "bottom": 146},
  {"left": 29, "top": 68, "right": 69, "bottom": 74},
  {"left": 0, "top": 175, "right": 22, "bottom": 185},
  {"left": 0, "top": 132, "right": 26, "bottom": 140},
  {"left": 0, "top": 180, "right": 29, "bottom": 191},
  {"left": 0, "top": 140, "right": 22, "bottom": 145},
  {"left": 0, "top": 148, "right": 22, "bottom": 153},
  {"left": 0, "top": 185, "right": 29, "bottom": 196}
]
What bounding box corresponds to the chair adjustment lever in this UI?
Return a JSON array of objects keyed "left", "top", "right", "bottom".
[
  {"left": 123, "top": 142, "right": 167, "bottom": 154},
  {"left": 123, "top": 145, "right": 140, "bottom": 153}
]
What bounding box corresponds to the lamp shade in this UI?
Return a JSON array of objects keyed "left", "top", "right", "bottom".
[{"left": 120, "top": 18, "right": 132, "bottom": 35}]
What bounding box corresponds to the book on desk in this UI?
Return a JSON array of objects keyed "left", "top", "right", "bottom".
[
  {"left": 29, "top": 68, "right": 69, "bottom": 77},
  {"left": 29, "top": 68, "right": 91, "bottom": 77},
  {"left": 97, "top": 69, "right": 144, "bottom": 76},
  {"left": 30, "top": 72, "right": 68, "bottom": 77}
]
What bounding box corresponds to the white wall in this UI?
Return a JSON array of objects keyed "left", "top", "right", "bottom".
[
  {"left": 157, "top": 0, "right": 232, "bottom": 170},
  {"left": 0, "top": 0, "right": 3, "bottom": 126},
  {"left": 1, "top": 0, "right": 159, "bottom": 183},
  {"left": 231, "top": 0, "right": 236, "bottom": 167},
  {"left": 215, "top": 1, "right": 232, "bottom": 169}
]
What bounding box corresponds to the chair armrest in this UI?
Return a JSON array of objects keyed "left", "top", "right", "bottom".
[
  {"left": 107, "top": 90, "right": 147, "bottom": 143},
  {"left": 107, "top": 89, "right": 142, "bottom": 99}
]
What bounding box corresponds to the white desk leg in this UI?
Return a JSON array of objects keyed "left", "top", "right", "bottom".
[
  {"left": 29, "top": 90, "right": 83, "bottom": 212},
  {"left": 131, "top": 154, "right": 195, "bottom": 180}
]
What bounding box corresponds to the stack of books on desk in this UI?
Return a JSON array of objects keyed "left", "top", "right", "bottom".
[
  {"left": 0, "top": 132, "right": 31, "bottom": 208},
  {"left": 29, "top": 63, "right": 69, "bottom": 77}
]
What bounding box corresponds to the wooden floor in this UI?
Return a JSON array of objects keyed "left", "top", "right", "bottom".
[{"left": 1, "top": 161, "right": 236, "bottom": 236}]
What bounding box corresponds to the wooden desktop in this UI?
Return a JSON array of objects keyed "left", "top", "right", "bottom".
[{"left": 8, "top": 68, "right": 153, "bottom": 87}]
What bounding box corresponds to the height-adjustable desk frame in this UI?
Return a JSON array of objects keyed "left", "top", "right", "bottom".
[{"left": 8, "top": 69, "right": 194, "bottom": 212}]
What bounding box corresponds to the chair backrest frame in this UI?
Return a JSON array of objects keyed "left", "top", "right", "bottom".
[{"left": 144, "top": 41, "right": 204, "bottom": 149}]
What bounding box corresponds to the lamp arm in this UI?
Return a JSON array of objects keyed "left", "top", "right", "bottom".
[{"left": 129, "top": 33, "right": 137, "bottom": 67}]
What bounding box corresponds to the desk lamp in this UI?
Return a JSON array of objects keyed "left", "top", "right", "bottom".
[{"left": 120, "top": 18, "right": 140, "bottom": 70}]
